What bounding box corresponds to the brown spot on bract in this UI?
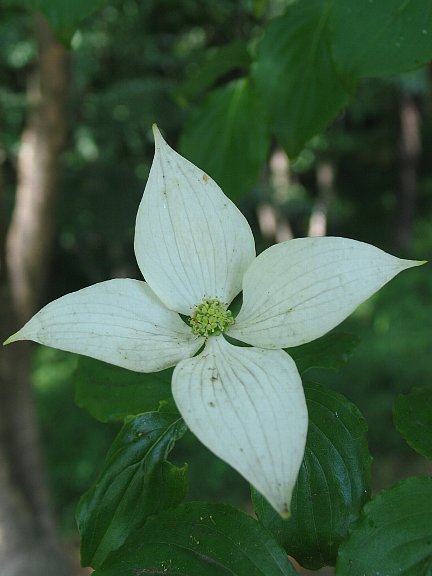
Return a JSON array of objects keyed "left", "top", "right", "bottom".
[
  {"left": 202, "top": 173, "right": 209, "bottom": 183},
  {"left": 210, "top": 367, "right": 219, "bottom": 382}
]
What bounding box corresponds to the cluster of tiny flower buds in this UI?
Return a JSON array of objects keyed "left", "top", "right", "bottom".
[{"left": 189, "top": 298, "right": 234, "bottom": 337}]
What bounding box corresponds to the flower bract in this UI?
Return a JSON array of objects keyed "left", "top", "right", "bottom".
[{"left": 5, "top": 125, "right": 424, "bottom": 517}]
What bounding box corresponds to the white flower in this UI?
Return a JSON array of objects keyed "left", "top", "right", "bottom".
[{"left": 5, "top": 125, "right": 423, "bottom": 517}]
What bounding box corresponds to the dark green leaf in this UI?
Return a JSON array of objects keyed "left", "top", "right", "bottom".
[
  {"left": 336, "top": 477, "right": 432, "bottom": 575},
  {"left": 74, "top": 355, "right": 172, "bottom": 422},
  {"left": 287, "top": 331, "right": 360, "bottom": 374},
  {"left": 94, "top": 502, "right": 298, "bottom": 576},
  {"left": 393, "top": 388, "right": 432, "bottom": 459},
  {"left": 29, "top": 0, "right": 107, "bottom": 44},
  {"left": 331, "top": 0, "right": 432, "bottom": 78},
  {"left": 180, "top": 78, "right": 270, "bottom": 200},
  {"left": 177, "top": 40, "right": 251, "bottom": 100},
  {"left": 253, "top": 0, "right": 350, "bottom": 156},
  {"left": 253, "top": 381, "right": 371, "bottom": 569},
  {"left": 77, "top": 401, "right": 187, "bottom": 568}
]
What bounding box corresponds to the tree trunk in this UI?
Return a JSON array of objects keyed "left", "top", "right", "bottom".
[
  {"left": 308, "top": 161, "right": 334, "bottom": 238},
  {"left": 257, "top": 148, "right": 294, "bottom": 243},
  {"left": 395, "top": 93, "right": 421, "bottom": 251},
  {"left": 7, "top": 13, "right": 69, "bottom": 323},
  {"left": 0, "top": 13, "right": 72, "bottom": 576}
]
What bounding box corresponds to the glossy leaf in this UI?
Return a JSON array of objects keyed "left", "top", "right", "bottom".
[
  {"left": 180, "top": 78, "right": 270, "bottom": 200},
  {"left": 77, "top": 401, "right": 187, "bottom": 568},
  {"left": 94, "top": 502, "right": 299, "bottom": 576},
  {"left": 253, "top": 381, "right": 371, "bottom": 569},
  {"left": 30, "top": 0, "right": 107, "bottom": 44},
  {"left": 393, "top": 388, "right": 432, "bottom": 459},
  {"left": 331, "top": 0, "right": 432, "bottom": 79},
  {"left": 287, "top": 331, "right": 360, "bottom": 374},
  {"left": 74, "top": 355, "right": 172, "bottom": 422},
  {"left": 253, "top": 0, "right": 350, "bottom": 156},
  {"left": 336, "top": 477, "right": 432, "bottom": 575}
]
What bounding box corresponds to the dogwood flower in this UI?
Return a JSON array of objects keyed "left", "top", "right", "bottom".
[{"left": 5, "top": 125, "right": 423, "bottom": 517}]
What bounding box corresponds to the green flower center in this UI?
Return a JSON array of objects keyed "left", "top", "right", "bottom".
[{"left": 189, "top": 298, "right": 234, "bottom": 337}]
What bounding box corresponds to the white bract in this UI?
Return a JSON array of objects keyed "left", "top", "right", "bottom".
[{"left": 5, "top": 125, "right": 423, "bottom": 517}]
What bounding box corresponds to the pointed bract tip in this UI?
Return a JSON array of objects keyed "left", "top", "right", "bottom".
[
  {"left": 151, "top": 123, "right": 165, "bottom": 146},
  {"left": 3, "top": 327, "right": 29, "bottom": 346},
  {"left": 390, "top": 256, "right": 426, "bottom": 272},
  {"left": 403, "top": 258, "right": 427, "bottom": 270},
  {"left": 3, "top": 333, "right": 17, "bottom": 346},
  {"left": 279, "top": 503, "right": 291, "bottom": 520}
]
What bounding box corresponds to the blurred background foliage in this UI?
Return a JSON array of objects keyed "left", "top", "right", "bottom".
[{"left": 1, "top": 0, "right": 431, "bottom": 540}]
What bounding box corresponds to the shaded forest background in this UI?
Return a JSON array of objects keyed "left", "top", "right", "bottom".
[{"left": 0, "top": 1, "right": 431, "bottom": 574}]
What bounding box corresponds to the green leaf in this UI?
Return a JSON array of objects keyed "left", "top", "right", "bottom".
[
  {"left": 253, "top": 381, "right": 371, "bottom": 569},
  {"left": 74, "top": 355, "right": 172, "bottom": 422},
  {"left": 393, "top": 388, "right": 432, "bottom": 459},
  {"left": 253, "top": 0, "right": 350, "bottom": 156},
  {"left": 177, "top": 40, "right": 251, "bottom": 100},
  {"left": 336, "top": 477, "right": 432, "bottom": 575},
  {"left": 287, "top": 331, "right": 360, "bottom": 374},
  {"left": 180, "top": 78, "right": 270, "bottom": 200},
  {"left": 94, "top": 502, "right": 299, "bottom": 576},
  {"left": 29, "top": 0, "right": 107, "bottom": 44},
  {"left": 77, "top": 401, "right": 187, "bottom": 569},
  {"left": 252, "top": 0, "right": 432, "bottom": 155},
  {"left": 331, "top": 0, "right": 432, "bottom": 78}
]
